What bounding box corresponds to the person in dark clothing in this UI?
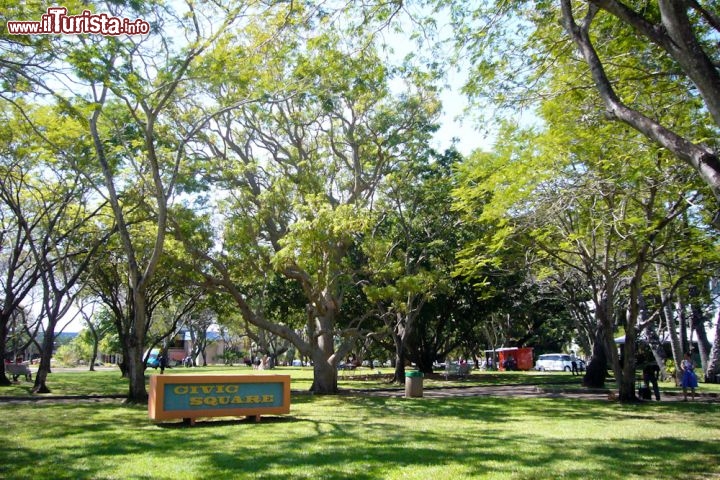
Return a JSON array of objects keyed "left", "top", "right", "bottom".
[
  {"left": 159, "top": 350, "right": 168, "bottom": 374},
  {"left": 506, "top": 356, "right": 517, "bottom": 371},
  {"left": 642, "top": 363, "right": 661, "bottom": 401}
]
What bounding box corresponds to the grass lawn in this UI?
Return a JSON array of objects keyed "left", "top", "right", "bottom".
[{"left": 1, "top": 366, "right": 719, "bottom": 479}]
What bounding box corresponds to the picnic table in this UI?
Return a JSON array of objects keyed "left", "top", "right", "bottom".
[
  {"left": 444, "top": 362, "right": 471, "bottom": 380},
  {"left": 338, "top": 363, "right": 383, "bottom": 379},
  {"left": 5, "top": 362, "right": 32, "bottom": 381}
]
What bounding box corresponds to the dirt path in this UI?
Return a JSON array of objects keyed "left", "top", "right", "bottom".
[{"left": 2, "top": 381, "right": 717, "bottom": 404}]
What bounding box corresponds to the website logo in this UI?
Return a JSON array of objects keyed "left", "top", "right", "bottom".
[{"left": 7, "top": 6, "right": 150, "bottom": 36}]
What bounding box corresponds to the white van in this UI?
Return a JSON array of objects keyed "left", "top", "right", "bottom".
[{"left": 535, "top": 353, "right": 574, "bottom": 371}]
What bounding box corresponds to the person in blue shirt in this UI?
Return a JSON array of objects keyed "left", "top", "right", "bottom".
[{"left": 680, "top": 352, "right": 698, "bottom": 401}]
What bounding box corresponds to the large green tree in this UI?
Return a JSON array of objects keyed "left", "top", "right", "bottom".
[
  {"left": 454, "top": 106, "right": 706, "bottom": 400},
  {"left": 0, "top": 116, "right": 42, "bottom": 386},
  {"left": 440, "top": 1, "right": 719, "bottom": 215},
  {"left": 0, "top": 107, "right": 105, "bottom": 389},
  {"left": 180, "top": 27, "right": 440, "bottom": 393},
  {"left": 559, "top": 1, "right": 720, "bottom": 216},
  {"left": 441, "top": 0, "right": 720, "bottom": 393},
  {"left": 363, "top": 149, "right": 459, "bottom": 380},
  {"left": 1, "top": 0, "right": 298, "bottom": 402}
]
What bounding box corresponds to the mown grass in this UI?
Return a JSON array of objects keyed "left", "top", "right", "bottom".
[
  {"left": 3, "top": 365, "right": 720, "bottom": 396},
  {"left": 1, "top": 366, "right": 719, "bottom": 479}
]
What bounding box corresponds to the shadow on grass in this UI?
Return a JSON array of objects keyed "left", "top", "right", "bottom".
[
  {"left": 197, "top": 422, "right": 720, "bottom": 480},
  {"left": 155, "top": 415, "right": 300, "bottom": 429},
  {"left": 341, "top": 393, "right": 612, "bottom": 423},
  {"left": 1, "top": 395, "right": 719, "bottom": 480}
]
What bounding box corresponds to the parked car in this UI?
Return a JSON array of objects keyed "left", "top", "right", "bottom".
[
  {"left": 146, "top": 349, "right": 161, "bottom": 369},
  {"left": 534, "top": 353, "right": 575, "bottom": 372}
]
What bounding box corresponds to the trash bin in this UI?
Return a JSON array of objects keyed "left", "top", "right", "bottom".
[{"left": 405, "top": 370, "right": 423, "bottom": 398}]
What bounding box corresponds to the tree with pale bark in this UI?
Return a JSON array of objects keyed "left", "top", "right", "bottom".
[
  {"left": 441, "top": 0, "right": 720, "bottom": 397},
  {"left": 178, "top": 27, "right": 441, "bottom": 393},
  {"left": 1, "top": 0, "right": 301, "bottom": 402},
  {"left": 454, "top": 108, "right": 708, "bottom": 400}
]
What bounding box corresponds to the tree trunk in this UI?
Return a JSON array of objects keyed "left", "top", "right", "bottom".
[
  {"left": 645, "top": 324, "right": 669, "bottom": 381},
  {"left": 125, "top": 293, "right": 149, "bottom": 403},
  {"left": 32, "top": 358, "right": 51, "bottom": 394},
  {"left": 561, "top": 1, "right": 720, "bottom": 217},
  {"left": 619, "top": 271, "right": 643, "bottom": 402},
  {"left": 89, "top": 342, "right": 98, "bottom": 372},
  {"left": 118, "top": 353, "right": 129, "bottom": 377},
  {"left": 655, "top": 264, "right": 683, "bottom": 385},
  {"left": 583, "top": 344, "right": 607, "bottom": 388},
  {"left": 670, "top": 295, "right": 687, "bottom": 386},
  {"left": 415, "top": 350, "right": 435, "bottom": 374},
  {"left": 89, "top": 326, "right": 99, "bottom": 372},
  {"left": 619, "top": 337, "right": 637, "bottom": 402},
  {"left": 308, "top": 312, "right": 338, "bottom": 394},
  {"left": 583, "top": 294, "right": 611, "bottom": 388},
  {"left": 690, "top": 298, "right": 712, "bottom": 375},
  {"left": 310, "top": 357, "right": 338, "bottom": 394},
  {"left": 32, "top": 326, "right": 56, "bottom": 394},
  {"left": 705, "top": 310, "right": 720, "bottom": 383},
  {"left": 126, "top": 343, "right": 148, "bottom": 403},
  {"left": 655, "top": 0, "right": 720, "bottom": 128},
  {"left": 392, "top": 333, "right": 406, "bottom": 384},
  {"left": 0, "top": 320, "right": 10, "bottom": 387},
  {"left": 390, "top": 312, "right": 408, "bottom": 383},
  {"left": 639, "top": 289, "right": 668, "bottom": 380},
  {"left": 679, "top": 297, "right": 689, "bottom": 354}
]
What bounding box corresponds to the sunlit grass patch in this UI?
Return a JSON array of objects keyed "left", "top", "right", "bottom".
[{"left": 1, "top": 391, "right": 719, "bottom": 479}]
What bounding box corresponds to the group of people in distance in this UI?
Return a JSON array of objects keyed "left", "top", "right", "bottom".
[{"left": 642, "top": 351, "right": 699, "bottom": 402}]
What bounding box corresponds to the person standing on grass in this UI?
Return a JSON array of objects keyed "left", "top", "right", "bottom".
[
  {"left": 642, "top": 363, "right": 661, "bottom": 401},
  {"left": 159, "top": 350, "right": 168, "bottom": 374},
  {"left": 681, "top": 352, "right": 698, "bottom": 401}
]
